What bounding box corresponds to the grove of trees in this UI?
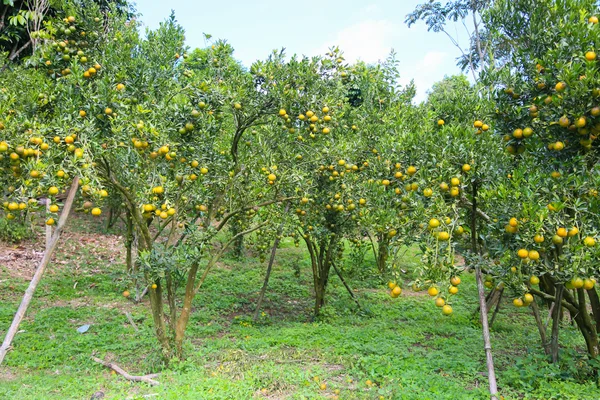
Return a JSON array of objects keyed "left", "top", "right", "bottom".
[{"left": 1, "top": 0, "right": 600, "bottom": 398}]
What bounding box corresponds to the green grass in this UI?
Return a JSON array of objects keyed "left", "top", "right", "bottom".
[{"left": 0, "top": 217, "right": 599, "bottom": 399}]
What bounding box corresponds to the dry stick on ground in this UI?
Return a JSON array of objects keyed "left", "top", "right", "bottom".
[
  {"left": 91, "top": 356, "right": 160, "bottom": 386},
  {"left": 124, "top": 312, "right": 140, "bottom": 333},
  {"left": 253, "top": 204, "right": 289, "bottom": 321},
  {"left": 0, "top": 177, "right": 80, "bottom": 365}
]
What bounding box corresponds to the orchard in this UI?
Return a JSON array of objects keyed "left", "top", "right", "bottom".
[{"left": 1, "top": 0, "right": 600, "bottom": 399}]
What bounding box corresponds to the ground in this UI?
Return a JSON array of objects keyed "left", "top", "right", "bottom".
[{"left": 0, "top": 215, "right": 598, "bottom": 399}]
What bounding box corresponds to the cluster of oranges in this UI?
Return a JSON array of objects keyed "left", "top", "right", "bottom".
[
  {"left": 473, "top": 119, "right": 490, "bottom": 135},
  {"left": 278, "top": 106, "right": 334, "bottom": 140}
]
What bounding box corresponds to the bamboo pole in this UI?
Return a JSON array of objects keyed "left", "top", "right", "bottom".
[{"left": 0, "top": 177, "right": 79, "bottom": 365}]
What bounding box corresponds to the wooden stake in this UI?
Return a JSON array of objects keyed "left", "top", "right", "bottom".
[{"left": 0, "top": 177, "right": 79, "bottom": 365}]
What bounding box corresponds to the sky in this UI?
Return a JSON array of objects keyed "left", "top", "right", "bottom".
[{"left": 133, "top": 0, "right": 471, "bottom": 103}]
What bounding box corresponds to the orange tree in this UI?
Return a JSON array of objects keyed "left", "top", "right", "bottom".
[
  {"left": 0, "top": 2, "right": 305, "bottom": 358},
  {"left": 479, "top": 0, "right": 600, "bottom": 360}
]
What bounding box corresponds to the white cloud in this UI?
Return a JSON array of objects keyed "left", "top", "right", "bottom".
[
  {"left": 315, "top": 19, "right": 400, "bottom": 64},
  {"left": 399, "top": 51, "right": 449, "bottom": 103}
]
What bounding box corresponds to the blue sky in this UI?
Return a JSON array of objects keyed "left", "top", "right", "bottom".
[{"left": 134, "top": 1, "right": 470, "bottom": 102}]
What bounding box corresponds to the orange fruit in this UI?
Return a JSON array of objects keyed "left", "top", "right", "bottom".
[
  {"left": 528, "top": 250, "right": 540, "bottom": 261},
  {"left": 513, "top": 298, "right": 524, "bottom": 307},
  {"left": 530, "top": 276, "right": 540, "bottom": 285},
  {"left": 517, "top": 249, "right": 529, "bottom": 259},
  {"left": 586, "top": 51, "right": 597, "bottom": 61}
]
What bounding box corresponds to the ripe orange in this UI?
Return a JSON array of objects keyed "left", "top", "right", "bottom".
[
  {"left": 427, "top": 286, "right": 439, "bottom": 297},
  {"left": 586, "top": 51, "right": 597, "bottom": 61},
  {"left": 558, "top": 116, "right": 570, "bottom": 127},
  {"left": 528, "top": 250, "right": 540, "bottom": 261},
  {"left": 450, "top": 276, "right": 461, "bottom": 286},
  {"left": 513, "top": 128, "right": 523, "bottom": 139},
  {"left": 391, "top": 286, "right": 402, "bottom": 297},
  {"left": 407, "top": 166, "right": 417, "bottom": 176},
  {"left": 555, "top": 81, "right": 567, "bottom": 92},
  {"left": 429, "top": 218, "right": 440, "bottom": 229},
  {"left": 435, "top": 297, "right": 445, "bottom": 307},
  {"left": 462, "top": 164, "right": 471, "bottom": 172},
  {"left": 151, "top": 283, "right": 158, "bottom": 289},
  {"left": 583, "top": 279, "right": 595, "bottom": 290},
  {"left": 123, "top": 290, "right": 130, "bottom": 298},
  {"left": 575, "top": 116, "right": 587, "bottom": 128},
  {"left": 46, "top": 218, "right": 55, "bottom": 226},
  {"left": 441, "top": 304, "right": 453, "bottom": 315},
  {"left": 437, "top": 119, "right": 445, "bottom": 126},
  {"left": 48, "top": 186, "right": 59, "bottom": 195},
  {"left": 590, "top": 16, "right": 599, "bottom": 24},
  {"left": 571, "top": 277, "right": 584, "bottom": 289},
  {"left": 449, "top": 285, "right": 459, "bottom": 294},
  {"left": 556, "top": 227, "right": 567, "bottom": 238},
  {"left": 517, "top": 249, "right": 529, "bottom": 259},
  {"left": 91, "top": 207, "right": 102, "bottom": 216},
  {"left": 584, "top": 236, "right": 596, "bottom": 247},
  {"left": 474, "top": 120, "right": 483, "bottom": 128},
  {"left": 568, "top": 227, "right": 579, "bottom": 237},
  {"left": 508, "top": 217, "right": 518, "bottom": 227},
  {"left": 438, "top": 231, "right": 450, "bottom": 241},
  {"left": 530, "top": 276, "right": 540, "bottom": 285},
  {"left": 523, "top": 293, "right": 534, "bottom": 304},
  {"left": 513, "top": 298, "right": 524, "bottom": 307}
]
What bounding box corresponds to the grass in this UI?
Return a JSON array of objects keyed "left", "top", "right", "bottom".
[{"left": 0, "top": 215, "right": 599, "bottom": 399}]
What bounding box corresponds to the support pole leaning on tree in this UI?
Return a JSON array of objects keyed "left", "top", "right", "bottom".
[{"left": 0, "top": 177, "right": 79, "bottom": 365}]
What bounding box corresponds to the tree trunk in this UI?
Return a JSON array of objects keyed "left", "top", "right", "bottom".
[
  {"left": 574, "top": 288, "right": 599, "bottom": 358},
  {"left": 531, "top": 299, "right": 550, "bottom": 355},
  {"left": 0, "top": 177, "right": 79, "bottom": 365},
  {"left": 587, "top": 287, "right": 600, "bottom": 332},
  {"left": 125, "top": 209, "right": 134, "bottom": 273},
  {"left": 550, "top": 285, "right": 563, "bottom": 363},
  {"left": 253, "top": 204, "right": 289, "bottom": 321},
  {"left": 376, "top": 235, "right": 389, "bottom": 274},
  {"left": 146, "top": 277, "right": 171, "bottom": 357},
  {"left": 489, "top": 287, "right": 503, "bottom": 327}
]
